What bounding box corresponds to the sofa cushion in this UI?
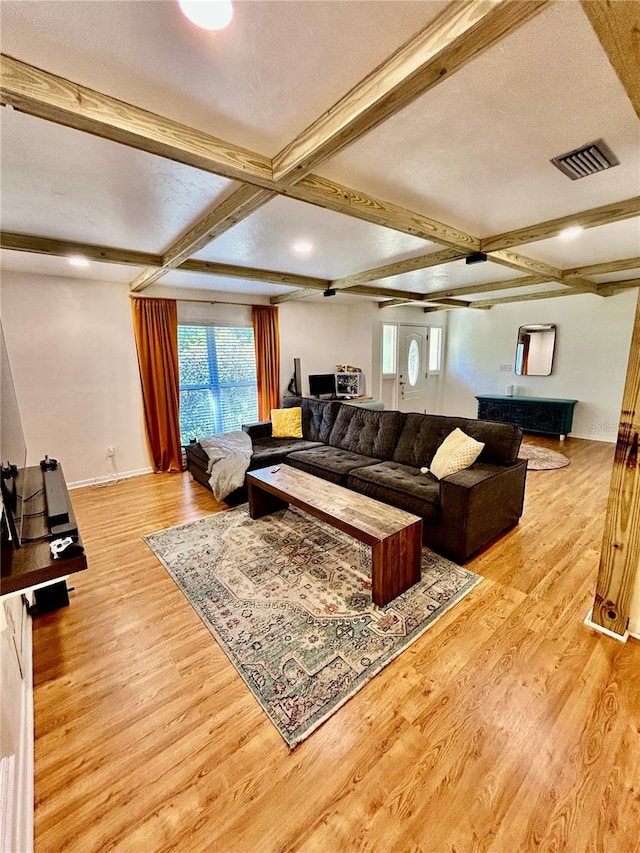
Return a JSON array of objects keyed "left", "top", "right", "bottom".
[
  {"left": 271, "top": 407, "right": 302, "bottom": 438},
  {"left": 428, "top": 428, "right": 485, "bottom": 480},
  {"left": 250, "top": 438, "right": 322, "bottom": 469},
  {"left": 328, "top": 405, "right": 401, "bottom": 459},
  {"left": 393, "top": 412, "right": 521, "bottom": 467},
  {"left": 286, "top": 445, "right": 380, "bottom": 485},
  {"left": 347, "top": 462, "right": 440, "bottom": 522},
  {"left": 282, "top": 396, "right": 341, "bottom": 443}
]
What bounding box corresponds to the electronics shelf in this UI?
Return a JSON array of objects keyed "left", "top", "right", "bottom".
[{"left": 1, "top": 466, "right": 87, "bottom": 596}]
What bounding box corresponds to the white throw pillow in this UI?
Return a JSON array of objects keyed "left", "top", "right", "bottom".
[{"left": 427, "top": 428, "right": 485, "bottom": 480}]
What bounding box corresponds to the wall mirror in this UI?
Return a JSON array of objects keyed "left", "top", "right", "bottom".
[{"left": 515, "top": 324, "right": 556, "bottom": 376}]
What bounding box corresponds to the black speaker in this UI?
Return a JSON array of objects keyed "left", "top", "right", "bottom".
[
  {"left": 287, "top": 358, "right": 302, "bottom": 396},
  {"left": 293, "top": 358, "right": 302, "bottom": 396}
]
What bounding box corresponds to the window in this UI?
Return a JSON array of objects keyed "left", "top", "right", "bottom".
[
  {"left": 382, "top": 324, "right": 397, "bottom": 375},
  {"left": 428, "top": 326, "right": 443, "bottom": 374},
  {"left": 178, "top": 325, "right": 258, "bottom": 443},
  {"left": 407, "top": 338, "right": 420, "bottom": 386}
]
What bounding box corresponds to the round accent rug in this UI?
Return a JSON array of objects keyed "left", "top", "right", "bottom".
[{"left": 519, "top": 443, "right": 570, "bottom": 470}]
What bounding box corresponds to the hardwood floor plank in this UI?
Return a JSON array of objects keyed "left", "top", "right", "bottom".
[{"left": 31, "top": 437, "right": 640, "bottom": 852}]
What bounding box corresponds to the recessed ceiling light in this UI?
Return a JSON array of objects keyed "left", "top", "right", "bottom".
[
  {"left": 292, "top": 241, "right": 313, "bottom": 255},
  {"left": 178, "top": 0, "right": 233, "bottom": 31},
  {"left": 559, "top": 226, "right": 584, "bottom": 240},
  {"left": 68, "top": 256, "right": 90, "bottom": 267}
]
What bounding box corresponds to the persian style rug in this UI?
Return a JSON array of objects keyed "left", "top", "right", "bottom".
[
  {"left": 519, "top": 443, "right": 570, "bottom": 470},
  {"left": 145, "top": 506, "right": 481, "bottom": 748}
]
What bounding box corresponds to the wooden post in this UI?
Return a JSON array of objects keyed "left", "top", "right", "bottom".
[{"left": 590, "top": 289, "right": 640, "bottom": 637}]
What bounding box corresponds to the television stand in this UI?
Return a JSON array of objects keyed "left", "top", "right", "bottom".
[
  {"left": 0, "top": 465, "right": 87, "bottom": 852},
  {"left": 1, "top": 465, "right": 87, "bottom": 597}
]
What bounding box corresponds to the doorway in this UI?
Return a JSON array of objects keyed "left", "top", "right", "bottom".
[{"left": 397, "top": 326, "right": 428, "bottom": 413}]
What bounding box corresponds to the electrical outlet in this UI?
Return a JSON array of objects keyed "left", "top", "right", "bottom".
[
  {"left": 107, "top": 446, "right": 115, "bottom": 457},
  {"left": 499, "top": 364, "right": 512, "bottom": 372}
]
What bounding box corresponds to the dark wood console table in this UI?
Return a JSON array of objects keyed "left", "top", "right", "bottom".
[
  {"left": 1, "top": 466, "right": 87, "bottom": 598},
  {"left": 1, "top": 465, "right": 87, "bottom": 850},
  {"left": 476, "top": 395, "right": 578, "bottom": 440}
]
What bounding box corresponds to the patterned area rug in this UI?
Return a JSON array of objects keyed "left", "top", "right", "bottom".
[
  {"left": 145, "top": 506, "right": 481, "bottom": 748},
  {"left": 519, "top": 443, "right": 570, "bottom": 470}
]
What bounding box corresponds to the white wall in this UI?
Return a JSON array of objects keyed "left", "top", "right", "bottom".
[
  {"left": 278, "top": 300, "right": 373, "bottom": 398},
  {"left": 441, "top": 290, "right": 637, "bottom": 442},
  {"left": 1, "top": 271, "right": 150, "bottom": 486}
]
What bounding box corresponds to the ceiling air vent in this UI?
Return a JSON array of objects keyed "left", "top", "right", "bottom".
[{"left": 551, "top": 139, "right": 620, "bottom": 180}]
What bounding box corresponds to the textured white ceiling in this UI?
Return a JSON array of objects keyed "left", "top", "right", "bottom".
[
  {"left": 1, "top": 109, "right": 235, "bottom": 252},
  {"left": 0, "top": 0, "right": 443, "bottom": 155},
  {"left": 517, "top": 219, "right": 640, "bottom": 268},
  {"left": 193, "top": 195, "right": 433, "bottom": 279},
  {"left": 0, "top": 0, "right": 638, "bottom": 304},
  {"left": 0, "top": 249, "right": 143, "bottom": 283},
  {"left": 319, "top": 1, "right": 640, "bottom": 236},
  {"left": 374, "top": 259, "right": 531, "bottom": 293}
]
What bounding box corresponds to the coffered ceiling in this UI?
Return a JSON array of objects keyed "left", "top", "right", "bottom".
[{"left": 0, "top": 0, "right": 638, "bottom": 309}]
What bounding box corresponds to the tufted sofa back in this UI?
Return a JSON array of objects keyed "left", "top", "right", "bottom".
[
  {"left": 392, "top": 412, "right": 522, "bottom": 467},
  {"left": 282, "top": 396, "right": 341, "bottom": 443},
  {"left": 328, "top": 405, "right": 402, "bottom": 459}
]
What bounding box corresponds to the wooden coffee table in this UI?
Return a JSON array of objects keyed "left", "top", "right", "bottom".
[{"left": 247, "top": 465, "right": 422, "bottom": 607}]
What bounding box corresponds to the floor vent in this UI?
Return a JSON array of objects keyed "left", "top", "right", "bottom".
[{"left": 551, "top": 139, "right": 619, "bottom": 180}]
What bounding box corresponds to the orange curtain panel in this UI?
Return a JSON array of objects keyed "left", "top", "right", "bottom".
[
  {"left": 131, "top": 297, "right": 183, "bottom": 472},
  {"left": 252, "top": 305, "right": 281, "bottom": 420}
]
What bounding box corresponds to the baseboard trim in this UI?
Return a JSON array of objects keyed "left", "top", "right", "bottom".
[
  {"left": 570, "top": 432, "right": 617, "bottom": 443},
  {"left": 584, "top": 608, "right": 629, "bottom": 643},
  {"left": 68, "top": 467, "right": 153, "bottom": 489}
]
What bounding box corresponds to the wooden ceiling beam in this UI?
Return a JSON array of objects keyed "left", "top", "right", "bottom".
[
  {"left": 8, "top": 228, "right": 633, "bottom": 307},
  {"left": 284, "top": 173, "right": 480, "bottom": 250},
  {"left": 332, "top": 248, "right": 465, "bottom": 290},
  {"left": 0, "top": 231, "right": 160, "bottom": 267},
  {"left": 0, "top": 54, "right": 274, "bottom": 189},
  {"left": 375, "top": 274, "right": 552, "bottom": 308},
  {"left": 1, "top": 53, "right": 567, "bottom": 294},
  {"left": 270, "top": 281, "right": 441, "bottom": 305},
  {"left": 129, "top": 185, "right": 274, "bottom": 292},
  {"left": 474, "top": 287, "right": 583, "bottom": 307},
  {"left": 481, "top": 196, "right": 640, "bottom": 253},
  {"left": 563, "top": 256, "right": 640, "bottom": 278},
  {"left": 400, "top": 273, "right": 549, "bottom": 301},
  {"left": 378, "top": 298, "right": 414, "bottom": 309},
  {"left": 597, "top": 278, "right": 640, "bottom": 297},
  {"left": 581, "top": 0, "right": 640, "bottom": 120},
  {"left": 272, "top": 0, "right": 551, "bottom": 182},
  {"left": 488, "top": 248, "right": 602, "bottom": 294},
  {"left": 179, "top": 259, "right": 330, "bottom": 290},
  {"left": 1, "top": 50, "right": 624, "bottom": 302},
  {"left": 0, "top": 230, "right": 330, "bottom": 290}
]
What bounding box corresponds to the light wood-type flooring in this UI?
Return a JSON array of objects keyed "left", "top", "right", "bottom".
[{"left": 32, "top": 436, "right": 640, "bottom": 852}]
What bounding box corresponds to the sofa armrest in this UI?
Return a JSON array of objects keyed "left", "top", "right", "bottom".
[
  {"left": 431, "top": 460, "right": 527, "bottom": 561},
  {"left": 242, "top": 420, "right": 273, "bottom": 440}
]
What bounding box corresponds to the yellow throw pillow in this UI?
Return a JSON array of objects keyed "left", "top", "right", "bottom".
[
  {"left": 427, "top": 428, "right": 485, "bottom": 480},
  {"left": 271, "top": 407, "right": 303, "bottom": 438}
]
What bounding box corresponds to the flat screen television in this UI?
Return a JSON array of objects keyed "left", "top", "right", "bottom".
[
  {"left": 1, "top": 321, "right": 27, "bottom": 548},
  {"left": 308, "top": 373, "right": 336, "bottom": 398}
]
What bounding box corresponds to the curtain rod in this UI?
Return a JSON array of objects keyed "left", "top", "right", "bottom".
[{"left": 129, "top": 295, "right": 269, "bottom": 307}]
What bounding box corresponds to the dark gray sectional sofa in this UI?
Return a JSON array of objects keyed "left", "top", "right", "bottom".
[{"left": 185, "top": 396, "right": 527, "bottom": 563}]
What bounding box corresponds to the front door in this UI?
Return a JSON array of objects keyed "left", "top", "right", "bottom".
[{"left": 397, "top": 326, "right": 428, "bottom": 413}]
